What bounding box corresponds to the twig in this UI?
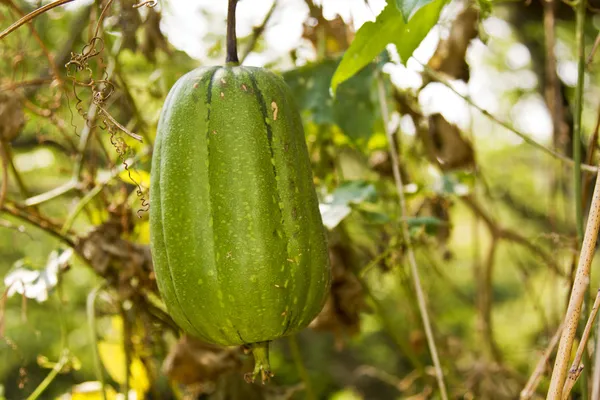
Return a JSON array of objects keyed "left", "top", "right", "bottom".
[
  {"left": 1, "top": 201, "right": 76, "bottom": 249},
  {"left": 359, "top": 246, "right": 393, "bottom": 277},
  {"left": 561, "top": 289, "right": 600, "bottom": 398},
  {"left": 543, "top": 0, "right": 567, "bottom": 152},
  {"left": 422, "top": 66, "right": 598, "bottom": 173},
  {"left": 0, "top": 0, "right": 76, "bottom": 40},
  {"left": 588, "top": 31, "right": 600, "bottom": 65},
  {"left": 239, "top": 0, "right": 278, "bottom": 64},
  {"left": 573, "top": 0, "right": 586, "bottom": 246},
  {"left": 26, "top": 288, "right": 70, "bottom": 400},
  {"left": 591, "top": 320, "right": 600, "bottom": 398},
  {"left": 25, "top": 349, "right": 70, "bottom": 400},
  {"left": 461, "top": 195, "right": 565, "bottom": 277},
  {"left": 572, "top": 0, "right": 589, "bottom": 395},
  {"left": 583, "top": 102, "right": 600, "bottom": 210},
  {"left": 24, "top": 180, "right": 78, "bottom": 207},
  {"left": 546, "top": 163, "right": 600, "bottom": 399},
  {"left": 377, "top": 74, "right": 448, "bottom": 400},
  {"left": 120, "top": 304, "right": 131, "bottom": 398},
  {"left": 478, "top": 238, "right": 502, "bottom": 362},
  {"left": 521, "top": 323, "right": 564, "bottom": 399},
  {"left": 4, "top": 143, "right": 31, "bottom": 199},
  {"left": 87, "top": 284, "right": 108, "bottom": 400},
  {"left": 97, "top": 106, "right": 143, "bottom": 142},
  {"left": 0, "top": 141, "right": 9, "bottom": 211},
  {"left": 5, "top": 0, "right": 64, "bottom": 91}
]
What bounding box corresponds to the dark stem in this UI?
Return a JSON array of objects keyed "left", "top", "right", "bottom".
[{"left": 226, "top": 0, "right": 239, "bottom": 64}]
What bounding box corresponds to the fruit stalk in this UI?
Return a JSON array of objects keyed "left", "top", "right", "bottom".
[
  {"left": 226, "top": 0, "right": 239, "bottom": 64},
  {"left": 245, "top": 341, "right": 273, "bottom": 384}
]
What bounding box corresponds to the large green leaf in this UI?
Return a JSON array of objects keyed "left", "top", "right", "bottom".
[
  {"left": 395, "top": 0, "right": 446, "bottom": 62},
  {"left": 284, "top": 59, "right": 377, "bottom": 142},
  {"left": 395, "top": 0, "right": 435, "bottom": 22},
  {"left": 319, "top": 180, "right": 378, "bottom": 229},
  {"left": 331, "top": 0, "right": 446, "bottom": 94}
]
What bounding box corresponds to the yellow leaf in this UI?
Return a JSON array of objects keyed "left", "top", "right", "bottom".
[
  {"left": 135, "top": 221, "right": 150, "bottom": 245},
  {"left": 118, "top": 169, "right": 150, "bottom": 188},
  {"left": 98, "top": 342, "right": 150, "bottom": 397}
]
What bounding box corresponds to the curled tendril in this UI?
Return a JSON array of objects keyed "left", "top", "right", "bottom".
[
  {"left": 65, "top": 37, "right": 104, "bottom": 74},
  {"left": 109, "top": 130, "right": 149, "bottom": 218},
  {"left": 91, "top": 80, "right": 115, "bottom": 106},
  {"left": 133, "top": 0, "right": 157, "bottom": 8},
  {"left": 64, "top": 25, "right": 148, "bottom": 217}
]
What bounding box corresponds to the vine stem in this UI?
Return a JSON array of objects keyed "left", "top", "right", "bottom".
[
  {"left": 572, "top": 0, "right": 588, "bottom": 395},
  {"left": 288, "top": 335, "right": 315, "bottom": 400},
  {"left": 376, "top": 74, "right": 448, "bottom": 400},
  {"left": 25, "top": 287, "right": 69, "bottom": 400},
  {"left": 226, "top": 0, "right": 240, "bottom": 64},
  {"left": 0, "top": 141, "right": 8, "bottom": 211},
  {"left": 0, "top": 0, "right": 76, "bottom": 40},
  {"left": 87, "top": 284, "right": 108, "bottom": 400},
  {"left": 546, "top": 162, "right": 600, "bottom": 399}
]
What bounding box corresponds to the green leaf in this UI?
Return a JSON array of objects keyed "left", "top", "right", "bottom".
[
  {"left": 406, "top": 216, "right": 444, "bottom": 235},
  {"left": 284, "top": 59, "right": 378, "bottom": 142},
  {"left": 331, "top": 0, "right": 446, "bottom": 94},
  {"left": 406, "top": 216, "right": 444, "bottom": 229},
  {"left": 394, "top": 0, "right": 446, "bottom": 63},
  {"left": 329, "top": 181, "right": 378, "bottom": 206},
  {"left": 359, "top": 209, "right": 391, "bottom": 224},
  {"left": 395, "top": 0, "right": 435, "bottom": 22},
  {"left": 319, "top": 180, "right": 378, "bottom": 229}
]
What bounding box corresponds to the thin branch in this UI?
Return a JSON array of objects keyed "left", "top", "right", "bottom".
[
  {"left": 573, "top": 0, "right": 586, "bottom": 244},
  {"left": 561, "top": 289, "right": 600, "bottom": 398},
  {"left": 591, "top": 319, "right": 600, "bottom": 398},
  {"left": 588, "top": 31, "right": 600, "bottom": 65},
  {"left": 478, "top": 238, "right": 502, "bottom": 362},
  {"left": 377, "top": 74, "right": 449, "bottom": 400},
  {"left": 239, "top": 0, "right": 278, "bottom": 64},
  {"left": 24, "top": 180, "right": 78, "bottom": 207},
  {"left": 0, "top": 141, "right": 9, "bottom": 211},
  {"left": 25, "top": 349, "right": 70, "bottom": 400},
  {"left": 5, "top": 0, "right": 64, "bottom": 91},
  {"left": 521, "top": 323, "right": 564, "bottom": 400},
  {"left": 547, "top": 163, "right": 600, "bottom": 398},
  {"left": 461, "top": 195, "right": 565, "bottom": 278},
  {"left": 4, "top": 143, "right": 31, "bottom": 199},
  {"left": 0, "top": 0, "right": 76, "bottom": 40},
  {"left": 543, "top": 0, "right": 567, "bottom": 153},
  {"left": 87, "top": 284, "right": 108, "bottom": 400},
  {"left": 421, "top": 66, "right": 598, "bottom": 173},
  {"left": 288, "top": 335, "right": 315, "bottom": 400},
  {"left": 583, "top": 102, "right": 600, "bottom": 209},
  {"left": 1, "top": 201, "right": 76, "bottom": 248}
]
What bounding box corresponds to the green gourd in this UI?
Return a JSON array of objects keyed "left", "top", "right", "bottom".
[{"left": 149, "top": 64, "right": 331, "bottom": 382}]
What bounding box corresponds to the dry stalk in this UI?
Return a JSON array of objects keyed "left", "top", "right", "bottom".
[
  {"left": 591, "top": 321, "right": 600, "bottom": 398},
  {"left": 521, "top": 323, "right": 564, "bottom": 399},
  {"left": 561, "top": 289, "right": 600, "bottom": 398},
  {"left": 377, "top": 74, "right": 449, "bottom": 400},
  {"left": 547, "top": 163, "right": 600, "bottom": 398}
]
